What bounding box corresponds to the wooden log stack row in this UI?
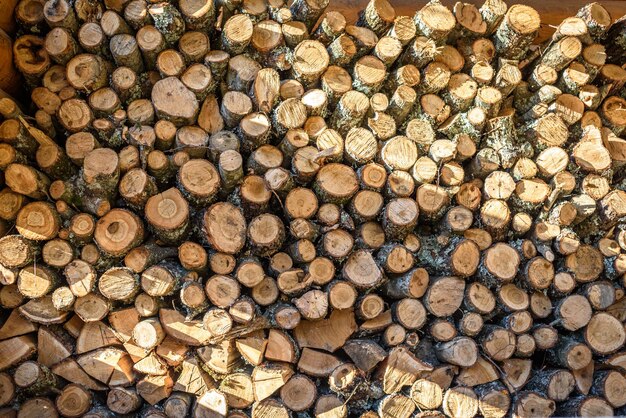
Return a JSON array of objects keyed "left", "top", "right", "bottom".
[{"left": 0, "top": 0, "right": 626, "bottom": 416}]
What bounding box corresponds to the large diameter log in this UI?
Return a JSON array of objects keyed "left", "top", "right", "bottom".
[
  {"left": 0, "top": 335, "right": 36, "bottom": 371},
  {"left": 202, "top": 202, "right": 247, "bottom": 255},
  {"left": 145, "top": 188, "right": 190, "bottom": 244},
  {"left": 493, "top": 5, "right": 540, "bottom": 60},
  {"left": 94, "top": 209, "right": 145, "bottom": 257},
  {"left": 151, "top": 77, "right": 199, "bottom": 126},
  {"left": 435, "top": 337, "right": 478, "bottom": 367}
]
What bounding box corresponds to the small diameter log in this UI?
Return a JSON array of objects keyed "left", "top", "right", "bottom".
[
  {"left": 314, "top": 11, "right": 346, "bottom": 45},
  {"left": 44, "top": 27, "right": 78, "bottom": 65},
  {"left": 221, "top": 14, "right": 253, "bottom": 55},
  {"left": 424, "top": 276, "right": 465, "bottom": 318},
  {"left": 110, "top": 34, "right": 144, "bottom": 73},
  {"left": 292, "top": 40, "right": 329, "bottom": 89},
  {"left": 145, "top": 188, "right": 190, "bottom": 244},
  {"left": 0, "top": 235, "right": 39, "bottom": 269},
  {"left": 123, "top": 242, "right": 177, "bottom": 275},
  {"left": 356, "top": 0, "right": 394, "bottom": 37},
  {"left": 547, "top": 337, "right": 593, "bottom": 371},
  {"left": 132, "top": 318, "right": 165, "bottom": 350},
  {"left": 99, "top": 267, "right": 139, "bottom": 303},
  {"left": 17, "top": 398, "right": 58, "bottom": 418},
  {"left": 436, "top": 337, "right": 478, "bottom": 367},
  {"left": 56, "top": 384, "right": 92, "bottom": 417},
  {"left": 492, "top": 5, "right": 540, "bottom": 60},
  {"left": 290, "top": 0, "right": 329, "bottom": 30},
  {"left": 16, "top": 202, "right": 60, "bottom": 241},
  {"left": 5, "top": 163, "right": 50, "bottom": 199},
  {"left": 148, "top": 2, "right": 185, "bottom": 46},
  {"left": 584, "top": 312, "right": 626, "bottom": 355},
  {"left": 410, "top": 378, "right": 443, "bottom": 411},
  {"left": 413, "top": 1, "right": 455, "bottom": 45},
  {"left": 179, "top": 0, "right": 215, "bottom": 32},
  {"left": 386, "top": 15, "right": 416, "bottom": 48},
  {"left": 443, "top": 386, "right": 479, "bottom": 418},
  {"left": 480, "top": 243, "right": 520, "bottom": 287},
  {"left": 152, "top": 77, "right": 199, "bottom": 126},
  {"left": 559, "top": 396, "right": 614, "bottom": 417},
  {"left": 119, "top": 168, "right": 158, "bottom": 209},
  {"left": 385, "top": 268, "right": 429, "bottom": 299},
  {"left": 107, "top": 387, "right": 142, "bottom": 414},
  {"left": 442, "top": 73, "right": 477, "bottom": 113},
  {"left": 280, "top": 374, "right": 316, "bottom": 411},
  {"left": 382, "top": 198, "right": 418, "bottom": 240},
  {"left": 480, "top": 326, "right": 516, "bottom": 361},
  {"left": 416, "top": 62, "right": 451, "bottom": 95},
  {"left": 14, "top": 360, "right": 57, "bottom": 395},
  {"left": 18, "top": 264, "right": 58, "bottom": 299},
  {"left": 536, "top": 37, "right": 582, "bottom": 72},
  {"left": 576, "top": 2, "right": 611, "bottom": 41},
  {"left": 81, "top": 148, "right": 119, "bottom": 198},
  {"left": 94, "top": 209, "right": 144, "bottom": 257},
  {"left": 330, "top": 90, "right": 369, "bottom": 135},
  {"left": 512, "top": 392, "right": 555, "bottom": 418}
]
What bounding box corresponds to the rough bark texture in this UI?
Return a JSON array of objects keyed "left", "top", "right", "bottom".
[{"left": 1, "top": 0, "right": 626, "bottom": 416}]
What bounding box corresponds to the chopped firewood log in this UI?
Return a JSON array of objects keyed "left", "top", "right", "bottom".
[
  {"left": 297, "top": 347, "right": 342, "bottom": 377},
  {"left": 1, "top": 0, "right": 626, "bottom": 415},
  {"left": 376, "top": 345, "right": 433, "bottom": 394}
]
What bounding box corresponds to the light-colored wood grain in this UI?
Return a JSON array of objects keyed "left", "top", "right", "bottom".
[
  {"left": 0, "top": 0, "right": 624, "bottom": 97},
  {"left": 329, "top": 0, "right": 626, "bottom": 43}
]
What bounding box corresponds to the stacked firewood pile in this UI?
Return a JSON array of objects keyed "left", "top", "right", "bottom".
[{"left": 0, "top": 0, "right": 626, "bottom": 415}]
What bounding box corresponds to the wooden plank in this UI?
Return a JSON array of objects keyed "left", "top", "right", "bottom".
[{"left": 328, "top": 0, "right": 626, "bottom": 43}]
